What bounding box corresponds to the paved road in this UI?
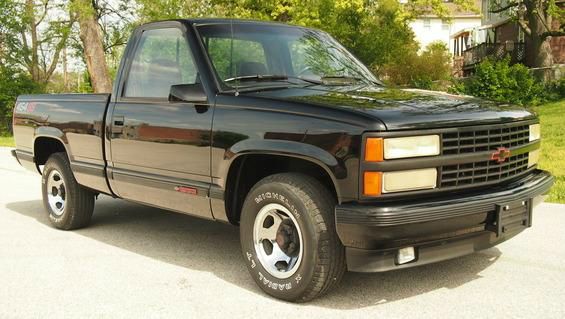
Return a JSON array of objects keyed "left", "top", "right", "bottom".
[{"left": 1, "top": 147, "right": 564, "bottom": 318}]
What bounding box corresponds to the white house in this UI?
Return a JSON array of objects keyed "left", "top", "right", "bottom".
[{"left": 407, "top": 1, "right": 482, "bottom": 53}]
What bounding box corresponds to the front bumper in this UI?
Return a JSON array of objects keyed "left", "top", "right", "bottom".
[{"left": 336, "top": 169, "right": 554, "bottom": 272}]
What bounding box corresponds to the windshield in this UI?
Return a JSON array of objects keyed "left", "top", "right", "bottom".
[{"left": 196, "top": 23, "right": 380, "bottom": 89}]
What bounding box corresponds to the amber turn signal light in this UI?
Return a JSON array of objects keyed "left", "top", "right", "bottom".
[
  {"left": 365, "top": 138, "right": 384, "bottom": 162},
  {"left": 363, "top": 171, "right": 382, "bottom": 196}
]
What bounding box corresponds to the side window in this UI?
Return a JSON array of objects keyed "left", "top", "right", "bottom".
[
  {"left": 204, "top": 37, "right": 267, "bottom": 80},
  {"left": 124, "top": 28, "right": 198, "bottom": 98}
]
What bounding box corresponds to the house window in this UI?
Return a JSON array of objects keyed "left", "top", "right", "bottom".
[
  {"left": 423, "top": 19, "right": 431, "bottom": 30},
  {"left": 442, "top": 20, "right": 450, "bottom": 31},
  {"left": 518, "top": 27, "right": 525, "bottom": 43}
]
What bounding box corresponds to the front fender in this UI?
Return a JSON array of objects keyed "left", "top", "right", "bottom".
[
  {"left": 220, "top": 139, "right": 346, "bottom": 200},
  {"left": 231, "top": 139, "right": 338, "bottom": 166}
]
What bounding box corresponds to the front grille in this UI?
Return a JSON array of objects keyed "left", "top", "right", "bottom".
[
  {"left": 440, "top": 153, "right": 529, "bottom": 188},
  {"left": 362, "top": 121, "right": 537, "bottom": 198},
  {"left": 442, "top": 124, "right": 530, "bottom": 155}
]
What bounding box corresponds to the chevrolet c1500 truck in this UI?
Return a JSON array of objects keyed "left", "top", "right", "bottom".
[{"left": 12, "top": 19, "right": 554, "bottom": 302}]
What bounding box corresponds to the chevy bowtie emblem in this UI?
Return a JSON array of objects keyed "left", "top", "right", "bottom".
[{"left": 491, "top": 147, "right": 511, "bottom": 163}]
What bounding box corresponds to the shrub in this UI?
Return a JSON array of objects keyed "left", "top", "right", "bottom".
[
  {"left": 381, "top": 41, "right": 452, "bottom": 90},
  {"left": 546, "top": 77, "right": 565, "bottom": 100},
  {"left": 452, "top": 57, "right": 546, "bottom": 105}
]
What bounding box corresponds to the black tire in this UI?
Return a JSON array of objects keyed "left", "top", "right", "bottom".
[
  {"left": 41, "top": 152, "right": 95, "bottom": 230},
  {"left": 240, "top": 173, "right": 345, "bottom": 302}
]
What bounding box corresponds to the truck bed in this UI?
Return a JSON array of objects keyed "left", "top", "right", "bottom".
[{"left": 13, "top": 93, "right": 111, "bottom": 192}]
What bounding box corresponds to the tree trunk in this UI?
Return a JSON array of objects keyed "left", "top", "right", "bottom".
[
  {"left": 527, "top": 3, "right": 554, "bottom": 81},
  {"left": 531, "top": 36, "right": 554, "bottom": 80},
  {"left": 74, "top": 0, "right": 112, "bottom": 93},
  {"left": 25, "top": 0, "right": 40, "bottom": 82},
  {"left": 63, "top": 47, "right": 69, "bottom": 91}
]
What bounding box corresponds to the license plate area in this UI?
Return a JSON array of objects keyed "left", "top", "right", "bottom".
[{"left": 489, "top": 199, "right": 532, "bottom": 237}]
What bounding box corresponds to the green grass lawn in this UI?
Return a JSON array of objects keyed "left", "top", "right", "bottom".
[
  {"left": 535, "top": 100, "right": 565, "bottom": 204},
  {"left": 0, "top": 135, "right": 14, "bottom": 147}
]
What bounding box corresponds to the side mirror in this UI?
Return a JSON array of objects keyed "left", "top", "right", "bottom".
[{"left": 169, "top": 83, "right": 207, "bottom": 103}]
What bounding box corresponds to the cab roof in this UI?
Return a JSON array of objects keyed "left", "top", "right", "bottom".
[{"left": 143, "top": 18, "right": 305, "bottom": 29}]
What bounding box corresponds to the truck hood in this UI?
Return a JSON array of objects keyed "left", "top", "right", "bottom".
[{"left": 244, "top": 85, "right": 535, "bottom": 130}]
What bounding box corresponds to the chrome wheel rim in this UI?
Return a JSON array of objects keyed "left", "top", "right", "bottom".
[
  {"left": 253, "top": 203, "right": 303, "bottom": 279},
  {"left": 46, "top": 170, "right": 66, "bottom": 216}
]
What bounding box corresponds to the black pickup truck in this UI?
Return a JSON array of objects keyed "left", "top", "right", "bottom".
[{"left": 12, "top": 19, "right": 554, "bottom": 302}]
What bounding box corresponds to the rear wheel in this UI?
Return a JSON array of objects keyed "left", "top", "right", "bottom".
[
  {"left": 240, "top": 173, "right": 345, "bottom": 302},
  {"left": 42, "top": 153, "right": 95, "bottom": 230}
]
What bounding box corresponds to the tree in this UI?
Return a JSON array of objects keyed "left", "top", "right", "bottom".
[
  {"left": 134, "top": 0, "right": 418, "bottom": 71},
  {"left": 405, "top": 0, "right": 478, "bottom": 20},
  {"left": 325, "top": 0, "right": 418, "bottom": 73},
  {"left": 490, "top": 0, "right": 565, "bottom": 78},
  {"left": 0, "top": 0, "right": 73, "bottom": 85},
  {"left": 135, "top": 0, "right": 322, "bottom": 23},
  {"left": 95, "top": 0, "right": 135, "bottom": 77},
  {"left": 70, "top": 0, "right": 112, "bottom": 93},
  {"left": 0, "top": 65, "right": 41, "bottom": 133},
  {"left": 135, "top": 0, "right": 215, "bottom": 21},
  {"left": 383, "top": 41, "right": 452, "bottom": 89}
]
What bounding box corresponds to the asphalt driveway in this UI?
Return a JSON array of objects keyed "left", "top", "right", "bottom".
[{"left": 1, "top": 147, "right": 564, "bottom": 318}]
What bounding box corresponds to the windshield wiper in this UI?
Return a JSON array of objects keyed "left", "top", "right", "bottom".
[
  {"left": 288, "top": 75, "right": 323, "bottom": 85},
  {"left": 224, "top": 74, "right": 288, "bottom": 83},
  {"left": 224, "top": 74, "right": 323, "bottom": 85},
  {"left": 321, "top": 75, "right": 383, "bottom": 87},
  {"left": 224, "top": 74, "right": 381, "bottom": 89},
  {"left": 321, "top": 75, "right": 364, "bottom": 83}
]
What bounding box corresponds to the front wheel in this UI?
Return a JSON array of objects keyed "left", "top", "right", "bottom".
[{"left": 240, "top": 173, "right": 345, "bottom": 302}]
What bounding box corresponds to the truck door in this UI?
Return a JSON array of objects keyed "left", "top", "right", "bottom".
[{"left": 106, "top": 25, "right": 213, "bottom": 219}]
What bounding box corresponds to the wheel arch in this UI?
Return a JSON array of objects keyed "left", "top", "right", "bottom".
[
  {"left": 33, "top": 132, "right": 70, "bottom": 173},
  {"left": 221, "top": 140, "right": 344, "bottom": 225}
]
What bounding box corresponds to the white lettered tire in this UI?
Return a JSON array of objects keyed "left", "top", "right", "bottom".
[{"left": 240, "top": 173, "right": 345, "bottom": 302}]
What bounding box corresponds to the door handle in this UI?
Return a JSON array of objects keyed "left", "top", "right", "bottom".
[
  {"left": 111, "top": 115, "right": 124, "bottom": 134},
  {"left": 195, "top": 104, "right": 209, "bottom": 114}
]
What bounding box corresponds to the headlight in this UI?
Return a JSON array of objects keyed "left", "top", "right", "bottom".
[
  {"left": 529, "top": 124, "right": 540, "bottom": 142},
  {"left": 383, "top": 135, "right": 440, "bottom": 159}
]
